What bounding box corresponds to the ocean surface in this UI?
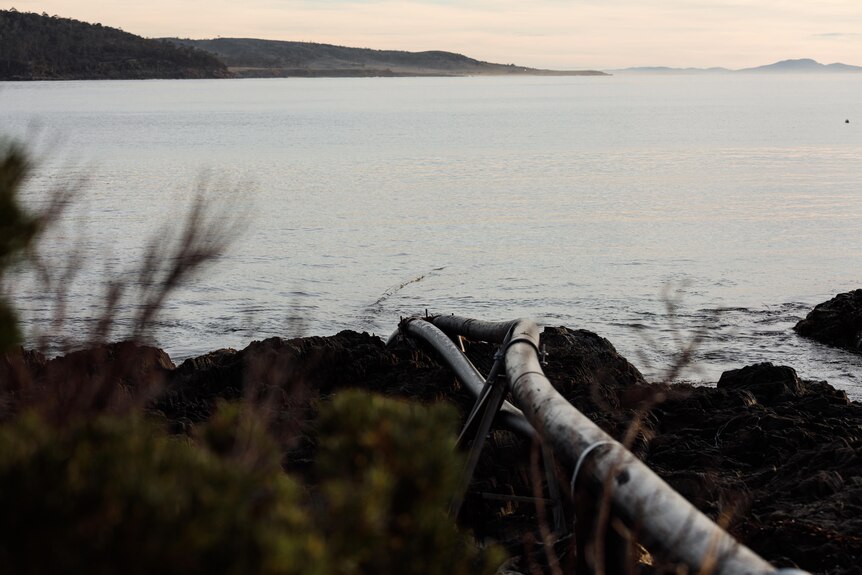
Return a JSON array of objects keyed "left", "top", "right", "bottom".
[{"left": 2, "top": 75, "right": 861, "bottom": 398}]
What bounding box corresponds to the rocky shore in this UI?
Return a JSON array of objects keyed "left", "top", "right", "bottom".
[
  {"left": 6, "top": 317, "right": 861, "bottom": 574},
  {"left": 795, "top": 289, "right": 862, "bottom": 355}
]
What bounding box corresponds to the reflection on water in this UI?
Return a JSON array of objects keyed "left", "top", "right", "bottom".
[{"left": 2, "top": 75, "right": 861, "bottom": 398}]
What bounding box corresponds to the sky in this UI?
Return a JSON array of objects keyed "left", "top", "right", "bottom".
[{"left": 7, "top": 1, "right": 862, "bottom": 69}]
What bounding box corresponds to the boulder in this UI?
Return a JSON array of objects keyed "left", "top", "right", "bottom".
[
  {"left": 716, "top": 363, "right": 804, "bottom": 403},
  {"left": 541, "top": 327, "right": 648, "bottom": 391},
  {"left": 43, "top": 341, "right": 175, "bottom": 386},
  {"left": 0, "top": 347, "right": 48, "bottom": 417},
  {"left": 540, "top": 327, "right": 647, "bottom": 409},
  {"left": 0, "top": 346, "right": 47, "bottom": 383},
  {"left": 794, "top": 289, "right": 862, "bottom": 353},
  {"left": 21, "top": 341, "right": 176, "bottom": 418},
  {"left": 158, "top": 330, "right": 459, "bottom": 425}
]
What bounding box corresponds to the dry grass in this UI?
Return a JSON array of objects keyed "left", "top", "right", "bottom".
[
  {"left": 1, "top": 144, "right": 250, "bottom": 423},
  {"left": 510, "top": 292, "right": 730, "bottom": 575}
]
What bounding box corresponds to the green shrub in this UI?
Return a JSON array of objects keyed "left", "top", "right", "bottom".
[
  {"left": 0, "top": 143, "right": 503, "bottom": 574},
  {"left": 0, "top": 145, "right": 39, "bottom": 351},
  {"left": 0, "top": 411, "right": 323, "bottom": 575},
  {"left": 0, "top": 393, "right": 503, "bottom": 574},
  {"left": 314, "top": 390, "right": 504, "bottom": 575}
]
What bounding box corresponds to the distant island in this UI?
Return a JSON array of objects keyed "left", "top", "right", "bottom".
[
  {"left": 0, "top": 9, "right": 606, "bottom": 80},
  {"left": 611, "top": 58, "right": 862, "bottom": 75},
  {"left": 737, "top": 58, "right": 862, "bottom": 73}
]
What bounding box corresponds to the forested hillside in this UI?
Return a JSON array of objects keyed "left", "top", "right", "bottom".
[
  {"left": 0, "top": 10, "right": 229, "bottom": 80},
  {"left": 0, "top": 9, "right": 604, "bottom": 80},
  {"left": 167, "top": 38, "right": 607, "bottom": 77}
]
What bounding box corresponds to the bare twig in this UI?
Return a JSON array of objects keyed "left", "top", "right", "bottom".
[{"left": 131, "top": 188, "right": 249, "bottom": 340}]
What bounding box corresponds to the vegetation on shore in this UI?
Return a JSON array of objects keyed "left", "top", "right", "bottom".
[
  {"left": 0, "top": 142, "right": 503, "bottom": 573},
  {"left": 0, "top": 9, "right": 228, "bottom": 80},
  {"left": 0, "top": 9, "right": 606, "bottom": 80},
  {"left": 165, "top": 37, "right": 609, "bottom": 78}
]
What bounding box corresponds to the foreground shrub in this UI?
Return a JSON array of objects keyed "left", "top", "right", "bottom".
[
  {"left": 0, "top": 392, "right": 503, "bottom": 574},
  {"left": 0, "top": 145, "right": 39, "bottom": 351},
  {"left": 314, "top": 390, "right": 504, "bottom": 575},
  {"left": 0, "top": 142, "right": 501, "bottom": 574},
  {"left": 0, "top": 410, "right": 322, "bottom": 575}
]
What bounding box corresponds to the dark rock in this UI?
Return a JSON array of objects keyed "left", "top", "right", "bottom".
[
  {"left": 0, "top": 346, "right": 47, "bottom": 383},
  {"left": 0, "top": 347, "right": 48, "bottom": 417},
  {"left": 4, "top": 341, "right": 177, "bottom": 418},
  {"left": 792, "top": 470, "right": 844, "bottom": 497},
  {"left": 44, "top": 341, "right": 175, "bottom": 384},
  {"left": 794, "top": 289, "right": 862, "bottom": 353},
  {"left": 647, "top": 364, "right": 862, "bottom": 575},
  {"left": 163, "top": 348, "right": 244, "bottom": 423},
  {"left": 541, "top": 327, "right": 647, "bottom": 390},
  {"left": 175, "top": 348, "right": 238, "bottom": 373},
  {"left": 539, "top": 327, "right": 648, "bottom": 429},
  {"left": 661, "top": 470, "right": 721, "bottom": 509},
  {"left": 158, "top": 330, "right": 461, "bottom": 426},
  {"left": 716, "top": 363, "right": 804, "bottom": 403},
  {"left": 6, "top": 327, "right": 862, "bottom": 574}
]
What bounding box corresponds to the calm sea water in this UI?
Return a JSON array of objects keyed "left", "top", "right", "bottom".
[{"left": 2, "top": 75, "right": 861, "bottom": 397}]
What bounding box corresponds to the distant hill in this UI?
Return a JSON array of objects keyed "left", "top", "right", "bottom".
[
  {"left": 612, "top": 58, "right": 862, "bottom": 75},
  {"left": 0, "top": 10, "right": 605, "bottom": 80},
  {"left": 0, "top": 10, "right": 228, "bottom": 80},
  {"left": 166, "top": 38, "right": 608, "bottom": 77},
  {"left": 737, "top": 58, "right": 862, "bottom": 73}
]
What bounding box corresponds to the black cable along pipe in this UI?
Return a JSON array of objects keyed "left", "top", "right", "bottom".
[{"left": 401, "top": 314, "right": 809, "bottom": 575}]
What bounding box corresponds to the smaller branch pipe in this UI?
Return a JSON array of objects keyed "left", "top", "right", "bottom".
[
  {"left": 431, "top": 315, "right": 516, "bottom": 344},
  {"left": 395, "top": 318, "right": 535, "bottom": 438}
]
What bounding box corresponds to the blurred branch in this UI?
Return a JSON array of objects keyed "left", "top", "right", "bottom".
[{"left": 131, "top": 187, "right": 249, "bottom": 340}]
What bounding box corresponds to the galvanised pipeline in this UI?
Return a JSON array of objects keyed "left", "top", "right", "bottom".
[{"left": 396, "top": 314, "right": 809, "bottom": 575}]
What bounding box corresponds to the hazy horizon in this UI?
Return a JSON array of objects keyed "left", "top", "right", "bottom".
[{"left": 6, "top": 1, "right": 862, "bottom": 70}]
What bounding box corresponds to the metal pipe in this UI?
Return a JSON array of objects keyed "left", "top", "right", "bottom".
[
  {"left": 431, "top": 315, "right": 516, "bottom": 344},
  {"left": 401, "top": 313, "right": 804, "bottom": 573},
  {"left": 502, "top": 319, "right": 784, "bottom": 575},
  {"left": 394, "top": 318, "right": 535, "bottom": 438}
]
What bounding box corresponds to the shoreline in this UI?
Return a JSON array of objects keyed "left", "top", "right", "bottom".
[
  {"left": 0, "top": 69, "right": 610, "bottom": 81},
  {"left": 7, "top": 322, "right": 861, "bottom": 573}
]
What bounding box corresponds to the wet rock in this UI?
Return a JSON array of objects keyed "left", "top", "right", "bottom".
[
  {"left": 539, "top": 327, "right": 648, "bottom": 433},
  {"left": 792, "top": 470, "right": 844, "bottom": 497},
  {"left": 716, "top": 363, "right": 804, "bottom": 403},
  {"left": 43, "top": 341, "right": 175, "bottom": 385},
  {"left": 794, "top": 289, "right": 862, "bottom": 353},
  {"left": 661, "top": 470, "right": 721, "bottom": 509},
  {"left": 157, "top": 330, "right": 462, "bottom": 425},
  {"left": 7, "top": 327, "right": 862, "bottom": 574},
  {"left": 541, "top": 327, "right": 647, "bottom": 391},
  {"left": 0, "top": 347, "right": 48, "bottom": 417},
  {"left": 1, "top": 342, "right": 176, "bottom": 418},
  {"left": 646, "top": 364, "right": 862, "bottom": 575},
  {"left": 162, "top": 348, "right": 244, "bottom": 422},
  {"left": 175, "top": 348, "right": 238, "bottom": 373},
  {"left": 0, "top": 346, "right": 47, "bottom": 384}
]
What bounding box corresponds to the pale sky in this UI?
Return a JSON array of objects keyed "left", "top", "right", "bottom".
[{"left": 8, "top": 1, "right": 862, "bottom": 69}]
